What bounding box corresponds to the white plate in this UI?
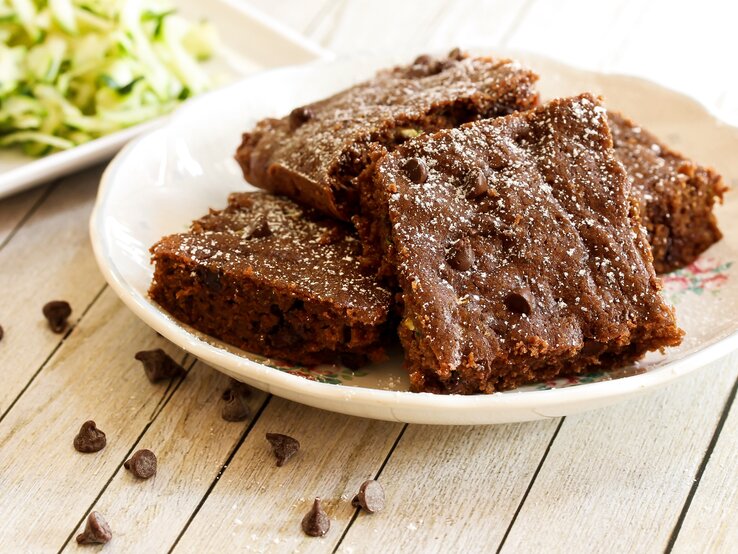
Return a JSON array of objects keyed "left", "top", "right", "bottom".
[
  {"left": 90, "top": 50, "right": 738, "bottom": 425},
  {"left": 0, "top": 0, "right": 328, "bottom": 199}
]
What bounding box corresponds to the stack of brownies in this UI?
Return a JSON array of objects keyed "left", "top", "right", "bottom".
[{"left": 149, "top": 50, "right": 726, "bottom": 394}]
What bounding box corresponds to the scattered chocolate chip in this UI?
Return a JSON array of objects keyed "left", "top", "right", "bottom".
[
  {"left": 402, "top": 157, "right": 428, "bottom": 184},
  {"left": 76, "top": 511, "right": 112, "bottom": 545},
  {"left": 302, "top": 498, "right": 330, "bottom": 537},
  {"left": 487, "top": 149, "right": 508, "bottom": 170},
  {"left": 504, "top": 290, "right": 533, "bottom": 315},
  {"left": 289, "top": 106, "right": 313, "bottom": 130},
  {"left": 42, "top": 300, "right": 71, "bottom": 333},
  {"left": 221, "top": 377, "right": 252, "bottom": 401},
  {"left": 448, "top": 238, "right": 474, "bottom": 271},
  {"left": 221, "top": 389, "right": 250, "bottom": 422},
  {"left": 247, "top": 217, "right": 271, "bottom": 239},
  {"left": 124, "top": 449, "right": 157, "bottom": 479},
  {"left": 448, "top": 47, "right": 465, "bottom": 60},
  {"left": 351, "top": 480, "right": 385, "bottom": 513},
  {"left": 464, "top": 168, "right": 488, "bottom": 199},
  {"left": 73, "top": 420, "right": 107, "bottom": 453},
  {"left": 266, "top": 433, "right": 300, "bottom": 467},
  {"left": 134, "top": 349, "right": 186, "bottom": 383},
  {"left": 0, "top": 324, "right": 4, "bottom": 342}
]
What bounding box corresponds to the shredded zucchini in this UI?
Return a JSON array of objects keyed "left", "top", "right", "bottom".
[{"left": 0, "top": 0, "right": 218, "bottom": 156}]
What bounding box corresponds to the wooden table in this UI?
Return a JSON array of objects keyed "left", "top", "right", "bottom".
[{"left": 1, "top": 1, "right": 736, "bottom": 551}]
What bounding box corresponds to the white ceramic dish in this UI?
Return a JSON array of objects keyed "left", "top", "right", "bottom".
[
  {"left": 91, "top": 50, "right": 738, "bottom": 425},
  {"left": 0, "top": 0, "right": 328, "bottom": 199}
]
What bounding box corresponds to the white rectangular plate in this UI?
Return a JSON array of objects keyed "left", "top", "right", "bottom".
[{"left": 0, "top": 0, "right": 329, "bottom": 199}]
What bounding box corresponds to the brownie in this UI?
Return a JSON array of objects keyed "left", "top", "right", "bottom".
[
  {"left": 361, "top": 94, "right": 683, "bottom": 394},
  {"left": 608, "top": 111, "right": 727, "bottom": 273},
  {"left": 149, "top": 192, "right": 392, "bottom": 366},
  {"left": 235, "top": 50, "right": 539, "bottom": 221}
]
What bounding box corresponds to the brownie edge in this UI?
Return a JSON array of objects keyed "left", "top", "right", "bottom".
[{"left": 149, "top": 192, "right": 392, "bottom": 367}]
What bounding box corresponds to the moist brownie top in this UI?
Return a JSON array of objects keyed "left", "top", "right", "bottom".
[
  {"left": 376, "top": 94, "right": 680, "bottom": 378},
  {"left": 151, "top": 192, "right": 391, "bottom": 324},
  {"left": 237, "top": 50, "right": 539, "bottom": 219}
]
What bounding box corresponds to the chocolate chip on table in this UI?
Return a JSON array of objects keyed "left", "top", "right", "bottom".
[
  {"left": 402, "top": 157, "right": 428, "bottom": 184},
  {"left": 42, "top": 300, "right": 71, "bottom": 333},
  {"left": 266, "top": 433, "right": 300, "bottom": 467},
  {"left": 0, "top": 324, "right": 4, "bottom": 342},
  {"left": 221, "top": 377, "right": 252, "bottom": 401},
  {"left": 289, "top": 106, "right": 313, "bottom": 130},
  {"left": 76, "top": 511, "right": 112, "bottom": 545},
  {"left": 351, "top": 480, "right": 385, "bottom": 514},
  {"left": 448, "top": 238, "right": 474, "bottom": 271},
  {"left": 134, "top": 349, "right": 186, "bottom": 383},
  {"left": 504, "top": 290, "right": 533, "bottom": 316},
  {"left": 464, "top": 168, "right": 488, "bottom": 199},
  {"left": 124, "top": 449, "right": 157, "bottom": 479},
  {"left": 301, "top": 498, "right": 330, "bottom": 537},
  {"left": 221, "top": 389, "right": 250, "bottom": 422},
  {"left": 73, "top": 420, "right": 107, "bottom": 453}
]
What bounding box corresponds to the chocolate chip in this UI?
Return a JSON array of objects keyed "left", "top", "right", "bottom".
[
  {"left": 247, "top": 217, "right": 271, "bottom": 239},
  {"left": 42, "top": 300, "right": 71, "bottom": 333},
  {"left": 73, "top": 420, "right": 106, "bottom": 453},
  {"left": 0, "top": 324, "right": 4, "bottom": 342},
  {"left": 448, "top": 238, "right": 474, "bottom": 271},
  {"left": 134, "top": 349, "right": 186, "bottom": 383},
  {"left": 302, "top": 498, "right": 330, "bottom": 537},
  {"left": 221, "top": 389, "right": 250, "bottom": 422},
  {"left": 504, "top": 290, "right": 533, "bottom": 315},
  {"left": 76, "top": 511, "right": 112, "bottom": 545},
  {"left": 351, "top": 480, "right": 385, "bottom": 513},
  {"left": 266, "top": 433, "right": 300, "bottom": 467},
  {"left": 413, "top": 54, "right": 432, "bottom": 65},
  {"left": 402, "top": 158, "right": 428, "bottom": 184},
  {"left": 124, "top": 449, "right": 157, "bottom": 479},
  {"left": 464, "top": 168, "right": 488, "bottom": 199},
  {"left": 195, "top": 267, "right": 223, "bottom": 293},
  {"left": 221, "top": 377, "right": 252, "bottom": 400},
  {"left": 289, "top": 106, "right": 313, "bottom": 130},
  {"left": 448, "top": 47, "right": 465, "bottom": 60}
]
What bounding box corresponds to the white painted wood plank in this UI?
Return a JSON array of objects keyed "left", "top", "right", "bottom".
[
  {"left": 245, "top": 0, "right": 337, "bottom": 35},
  {"left": 63, "top": 363, "right": 269, "bottom": 553},
  {"left": 499, "top": 354, "right": 738, "bottom": 553},
  {"left": 0, "top": 185, "right": 49, "bottom": 247},
  {"left": 0, "top": 167, "right": 105, "bottom": 414},
  {"left": 672, "top": 386, "right": 738, "bottom": 554},
  {"left": 337, "top": 419, "right": 560, "bottom": 553},
  {"left": 173, "top": 398, "right": 403, "bottom": 553},
  {"left": 0, "top": 289, "right": 186, "bottom": 552},
  {"left": 314, "top": 0, "right": 527, "bottom": 55}
]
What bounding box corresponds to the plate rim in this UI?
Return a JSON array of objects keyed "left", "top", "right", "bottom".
[{"left": 90, "top": 49, "right": 738, "bottom": 424}]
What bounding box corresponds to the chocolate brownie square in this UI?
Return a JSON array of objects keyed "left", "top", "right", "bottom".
[
  {"left": 235, "top": 50, "right": 539, "bottom": 221},
  {"left": 149, "top": 192, "right": 392, "bottom": 367},
  {"left": 608, "top": 111, "right": 727, "bottom": 273},
  {"left": 362, "top": 94, "right": 683, "bottom": 394}
]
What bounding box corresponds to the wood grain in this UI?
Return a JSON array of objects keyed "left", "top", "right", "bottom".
[
  {"left": 62, "top": 363, "right": 269, "bottom": 553},
  {"left": 0, "top": 289, "right": 186, "bottom": 551},
  {"left": 173, "top": 398, "right": 403, "bottom": 553},
  {"left": 337, "top": 419, "right": 560, "bottom": 553},
  {"left": 0, "top": 184, "right": 49, "bottom": 247},
  {"left": 0, "top": 168, "right": 105, "bottom": 415},
  {"left": 499, "top": 354, "right": 738, "bottom": 553},
  {"left": 672, "top": 380, "right": 738, "bottom": 553}
]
